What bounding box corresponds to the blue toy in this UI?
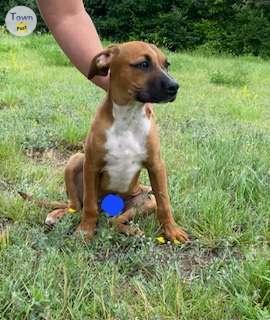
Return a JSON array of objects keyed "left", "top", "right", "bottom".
[{"left": 100, "top": 194, "right": 125, "bottom": 217}]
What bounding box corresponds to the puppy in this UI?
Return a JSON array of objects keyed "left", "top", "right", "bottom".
[{"left": 45, "top": 41, "right": 188, "bottom": 243}]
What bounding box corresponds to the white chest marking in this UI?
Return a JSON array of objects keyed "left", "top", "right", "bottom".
[{"left": 104, "top": 102, "right": 151, "bottom": 193}]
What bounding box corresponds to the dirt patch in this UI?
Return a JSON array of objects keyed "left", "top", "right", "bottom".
[
  {"left": 0, "top": 216, "right": 13, "bottom": 234},
  {"left": 25, "top": 148, "right": 72, "bottom": 167},
  {"left": 0, "top": 178, "right": 17, "bottom": 193},
  {"left": 0, "top": 101, "right": 9, "bottom": 110},
  {"left": 92, "top": 238, "right": 242, "bottom": 281},
  {"left": 148, "top": 241, "right": 243, "bottom": 281},
  {"left": 62, "top": 141, "right": 84, "bottom": 152},
  {"left": 172, "top": 241, "right": 242, "bottom": 280},
  {"left": 0, "top": 98, "right": 24, "bottom": 110},
  {"left": 25, "top": 144, "right": 84, "bottom": 167},
  {"left": 0, "top": 217, "right": 12, "bottom": 247}
]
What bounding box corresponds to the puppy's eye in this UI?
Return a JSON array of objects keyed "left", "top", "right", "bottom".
[
  {"left": 133, "top": 60, "right": 150, "bottom": 70},
  {"left": 138, "top": 61, "right": 149, "bottom": 69}
]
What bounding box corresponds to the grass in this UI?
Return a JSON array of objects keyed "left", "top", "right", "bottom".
[{"left": 0, "top": 31, "right": 270, "bottom": 319}]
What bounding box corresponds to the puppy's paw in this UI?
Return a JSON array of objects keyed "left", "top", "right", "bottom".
[
  {"left": 74, "top": 222, "right": 96, "bottom": 241},
  {"left": 115, "top": 223, "right": 144, "bottom": 237},
  {"left": 45, "top": 209, "right": 67, "bottom": 227},
  {"left": 164, "top": 223, "right": 189, "bottom": 243}
]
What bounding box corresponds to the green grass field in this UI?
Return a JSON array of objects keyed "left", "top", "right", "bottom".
[{"left": 0, "top": 32, "right": 270, "bottom": 319}]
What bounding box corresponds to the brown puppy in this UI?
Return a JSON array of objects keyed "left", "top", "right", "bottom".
[{"left": 46, "top": 41, "right": 189, "bottom": 243}]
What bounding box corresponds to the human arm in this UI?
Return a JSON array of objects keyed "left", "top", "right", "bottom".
[{"left": 37, "top": 0, "right": 109, "bottom": 90}]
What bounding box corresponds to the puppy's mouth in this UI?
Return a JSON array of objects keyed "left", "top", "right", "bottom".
[
  {"left": 135, "top": 90, "right": 178, "bottom": 104},
  {"left": 135, "top": 74, "right": 180, "bottom": 104},
  {"left": 167, "top": 94, "right": 177, "bottom": 102}
]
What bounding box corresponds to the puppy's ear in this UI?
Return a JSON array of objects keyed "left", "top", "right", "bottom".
[
  {"left": 87, "top": 45, "right": 119, "bottom": 79},
  {"left": 149, "top": 43, "right": 159, "bottom": 52}
]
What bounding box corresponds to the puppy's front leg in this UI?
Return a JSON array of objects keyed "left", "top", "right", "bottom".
[
  {"left": 147, "top": 159, "right": 189, "bottom": 243},
  {"left": 76, "top": 158, "right": 99, "bottom": 240}
]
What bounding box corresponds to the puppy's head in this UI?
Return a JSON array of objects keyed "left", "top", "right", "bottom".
[{"left": 88, "top": 41, "right": 179, "bottom": 105}]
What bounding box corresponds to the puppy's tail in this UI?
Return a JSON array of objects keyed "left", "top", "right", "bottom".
[{"left": 18, "top": 191, "right": 68, "bottom": 209}]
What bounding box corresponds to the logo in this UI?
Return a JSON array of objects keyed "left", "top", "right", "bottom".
[
  {"left": 5, "top": 6, "right": 37, "bottom": 37},
  {"left": 16, "top": 21, "right": 28, "bottom": 33}
]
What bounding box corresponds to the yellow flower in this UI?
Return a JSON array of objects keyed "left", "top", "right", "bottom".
[
  {"left": 67, "top": 208, "right": 77, "bottom": 214},
  {"left": 156, "top": 236, "right": 166, "bottom": 244},
  {"left": 156, "top": 236, "right": 181, "bottom": 245}
]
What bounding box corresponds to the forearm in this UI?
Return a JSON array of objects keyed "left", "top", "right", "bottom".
[{"left": 37, "top": 0, "right": 108, "bottom": 90}]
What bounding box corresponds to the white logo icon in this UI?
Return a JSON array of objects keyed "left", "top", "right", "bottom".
[{"left": 5, "top": 6, "right": 37, "bottom": 37}]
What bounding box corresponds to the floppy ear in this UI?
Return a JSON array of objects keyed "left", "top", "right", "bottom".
[
  {"left": 149, "top": 43, "right": 159, "bottom": 52},
  {"left": 87, "top": 45, "right": 119, "bottom": 80}
]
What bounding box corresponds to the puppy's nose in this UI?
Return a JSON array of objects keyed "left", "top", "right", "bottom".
[{"left": 166, "top": 80, "right": 179, "bottom": 95}]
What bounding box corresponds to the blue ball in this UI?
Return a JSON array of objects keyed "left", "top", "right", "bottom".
[{"left": 100, "top": 194, "right": 125, "bottom": 217}]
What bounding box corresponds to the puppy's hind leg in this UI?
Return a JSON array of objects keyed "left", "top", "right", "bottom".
[
  {"left": 65, "top": 153, "right": 84, "bottom": 212},
  {"left": 45, "top": 153, "right": 84, "bottom": 227},
  {"left": 45, "top": 208, "right": 69, "bottom": 227},
  {"left": 112, "top": 188, "right": 157, "bottom": 236}
]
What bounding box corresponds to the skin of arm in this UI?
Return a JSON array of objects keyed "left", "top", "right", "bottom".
[{"left": 37, "top": 0, "right": 109, "bottom": 91}]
